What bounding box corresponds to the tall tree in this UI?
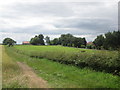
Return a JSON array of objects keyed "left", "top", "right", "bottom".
[
  {"left": 73, "top": 37, "right": 83, "bottom": 48},
  {"left": 38, "top": 34, "right": 45, "bottom": 45},
  {"left": 51, "top": 33, "right": 87, "bottom": 48},
  {"left": 50, "top": 38, "right": 60, "bottom": 45},
  {"left": 45, "top": 36, "right": 50, "bottom": 45},
  {"left": 82, "top": 38, "right": 87, "bottom": 46},
  {"left": 59, "top": 34, "right": 74, "bottom": 46},
  {"left": 93, "top": 35, "right": 105, "bottom": 49},
  {"left": 3, "top": 38, "right": 16, "bottom": 47},
  {"left": 103, "top": 31, "right": 120, "bottom": 50},
  {"left": 30, "top": 34, "right": 45, "bottom": 45},
  {"left": 93, "top": 31, "right": 120, "bottom": 50}
]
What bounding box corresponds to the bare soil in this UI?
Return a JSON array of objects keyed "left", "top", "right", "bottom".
[{"left": 17, "top": 62, "right": 47, "bottom": 88}]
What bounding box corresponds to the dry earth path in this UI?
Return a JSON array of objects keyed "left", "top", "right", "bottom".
[{"left": 17, "top": 62, "right": 47, "bottom": 88}]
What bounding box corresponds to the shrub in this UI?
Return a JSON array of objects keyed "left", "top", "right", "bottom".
[{"left": 81, "top": 45, "right": 86, "bottom": 48}]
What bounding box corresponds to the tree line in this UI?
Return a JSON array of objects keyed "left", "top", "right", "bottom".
[
  {"left": 29, "top": 33, "right": 87, "bottom": 48},
  {"left": 50, "top": 34, "right": 87, "bottom": 48},
  {"left": 2, "top": 30, "right": 120, "bottom": 50},
  {"left": 93, "top": 31, "right": 120, "bottom": 50}
]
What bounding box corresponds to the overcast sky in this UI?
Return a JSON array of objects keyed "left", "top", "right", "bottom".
[{"left": 0, "top": 0, "right": 119, "bottom": 44}]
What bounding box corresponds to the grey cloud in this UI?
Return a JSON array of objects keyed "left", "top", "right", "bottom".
[
  {"left": 0, "top": 25, "right": 104, "bottom": 36},
  {"left": 0, "top": 17, "right": 117, "bottom": 36},
  {"left": 2, "top": 2, "right": 106, "bottom": 18},
  {"left": 0, "top": 1, "right": 118, "bottom": 43},
  {"left": 7, "top": 2, "right": 75, "bottom": 17},
  {"left": 55, "top": 18, "right": 117, "bottom": 33}
]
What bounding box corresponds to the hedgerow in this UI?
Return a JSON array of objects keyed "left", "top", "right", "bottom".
[{"left": 14, "top": 46, "right": 120, "bottom": 75}]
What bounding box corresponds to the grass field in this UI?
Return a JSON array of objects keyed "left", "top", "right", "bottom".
[
  {"left": 14, "top": 45, "right": 120, "bottom": 74},
  {"left": 3, "top": 45, "right": 120, "bottom": 88},
  {"left": 15, "top": 45, "right": 117, "bottom": 54}
]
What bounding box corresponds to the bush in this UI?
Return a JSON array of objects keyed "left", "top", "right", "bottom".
[
  {"left": 81, "top": 45, "right": 86, "bottom": 48},
  {"left": 86, "top": 44, "right": 95, "bottom": 49}
]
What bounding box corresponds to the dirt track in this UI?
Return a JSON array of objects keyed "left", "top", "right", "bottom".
[{"left": 17, "top": 62, "right": 47, "bottom": 88}]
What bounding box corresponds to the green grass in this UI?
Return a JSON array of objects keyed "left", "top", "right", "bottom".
[
  {"left": 5, "top": 45, "right": 120, "bottom": 88},
  {"left": 0, "top": 46, "right": 2, "bottom": 89},
  {"left": 2, "top": 46, "right": 28, "bottom": 88},
  {"left": 15, "top": 45, "right": 117, "bottom": 54},
  {"left": 14, "top": 45, "right": 120, "bottom": 74}
]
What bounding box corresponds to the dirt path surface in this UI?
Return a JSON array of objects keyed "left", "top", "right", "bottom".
[{"left": 17, "top": 62, "right": 47, "bottom": 88}]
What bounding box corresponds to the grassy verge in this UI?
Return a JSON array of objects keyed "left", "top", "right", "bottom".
[
  {"left": 2, "top": 46, "right": 28, "bottom": 88},
  {"left": 5, "top": 46, "right": 120, "bottom": 88},
  {"left": 0, "top": 46, "right": 2, "bottom": 89}
]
